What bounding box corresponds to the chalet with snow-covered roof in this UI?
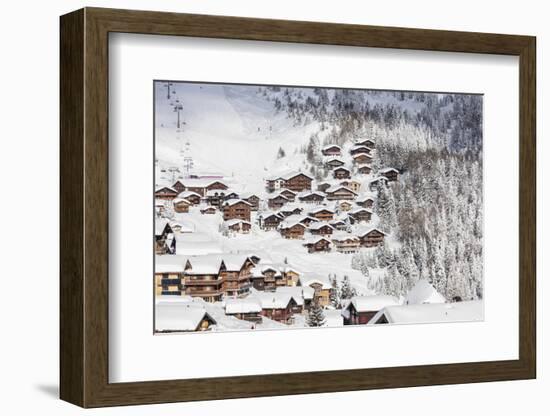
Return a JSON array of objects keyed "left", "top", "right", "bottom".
[
  {"left": 330, "top": 219, "right": 348, "bottom": 231},
  {"left": 200, "top": 206, "right": 217, "bottom": 215},
  {"left": 354, "top": 138, "right": 375, "bottom": 149},
  {"left": 175, "top": 179, "right": 229, "bottom": 197},
  {"left": 173, "top": 198, "right": 191, "bottom": 213},
  {"left": 278, "top": 206, "right": 304, "bottom": 217},
  {"left": 279, "top": 221, "right": 307, "bottom": 239},
  {"left": 241, "top": 193, "right": 260, "bottom": 211},
  {"left": 369, "top": 176, "right": 389, "bottom": 191},
  {"left": 325, "top": 157, "right": 345, "bottom": 170},
  {"left": 356, "top": 195, "right": 375, "bottom": 208},
  {"left": 348, "top": 208, "right": 373, "bottom": 224},
  {"left": 357, "top": 228, "right": 386, "bottom": 247},
  {"left": 352, "top": 152, "right": 373, "bottom": 165},
  {"left": 259, "top": 212, "right": 283, "bottom": 230},
  {"left": 284, "top": 172, "right": 313, "bottom": 192},
  {"left": 155, "top": 305, "right": 217, "bottom": 333},
  {"left": 298, "top": 274, "right": 332, "bottom": 307},
  {"left": 219, "top": 256, "right": 255, "bottom": 298},
  {"left": 224, "top": 298, "right": 262, "bottom": 324},
  {"left": 331, "top": 233, "right": 361, "bottom": 253},
  {"left": 317, "top": 182, "right": 332, "bottom": 193},
  {"left": 321, "top": 144, "right": 342, "bottom": 157},
  {"left": 154, "top": 255, "right": 185, "bottom": 296},
  {"left": 303, "top": 236, "right": 332, "bottom": 253},
  {"left": 357, "top": 165, "right": 372, "bottom": 175},
  {"left": 279, "top": 189, "right": 297, "bottom": 201},
  {"left": 251, "top": 265, "right": 282, "bottom": 291},
  {"left": 265, "top": 176, "right": 286, "bottom": 192},
  {"left": 380, "top": 167, "right": 400, "bottom": 182},
  {"left": 369, "top": 301, "right": 483, "bottom": 325},
  {"left": 308, "top": 222, "right": 335, "bottom": 236},
  {"left": 268, "top": 194, "right": 289, "bottom": 210},
  {"left": 222, "top": 199, "right": 252, "bottom": 222},
  {"left": 342, "top": 295, "right": 400, "bottom": 325},
  {"left": 155, "top": 186, "right": 178, "bottom": 200},
  {"left": 350, "top": 144, "right": 372, "bottom": 156},
  {"left": 308, "top": 207, "right": 335, "bottom": 221},
  {"left": 325, "top": 185, "right": 358, "bottom": 201},
  {"left": 340, "top": 179, "right": 361, "bottom": 193},
  {"left": 338, "top": 200, "right": 353, "bottom": 212},
  {"left": 177, "top": 191, "right": 201, "bottom": 205},
  {"left": 333, "top": 166, "right": 351, "bottom": 180},
  {"left": 226, "top": 219, "right": 251, "bottom": 234},
  {"left": 298, "top": 191, "right": 325, "bottom": 204},
  {"left": 257, "top": 293, "right": 299, "bottom": 323},
  {"left": 155, "top": 220, "right": 174, "bottom": 254},
  {"left": 172, "top": 180, "right": 186, "bottom": 194}
]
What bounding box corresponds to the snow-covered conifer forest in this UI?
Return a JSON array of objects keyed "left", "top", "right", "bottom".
[{"left": 154, "top": 81, "right": 483, "bottom": 333}]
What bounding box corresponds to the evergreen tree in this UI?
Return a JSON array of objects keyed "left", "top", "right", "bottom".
[
  {"left": 277, "top": 147, "right": 286, "bottom": 158},
  {"left": 307, "top": 300, "right": 326, "bottom": 327},
  {"left": 329, "top": 276, "right": 341, "bottom": 308},
  {"left": 340, "top": 275, "right": 357, "bottom": 300}
]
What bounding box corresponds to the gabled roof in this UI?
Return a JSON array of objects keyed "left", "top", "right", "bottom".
[
  {"left": 225, "top": 219, "right": 251, "bottom": 227},
  {"left": 177, "top": 191, "right": 201, "bottom": 199},
  {"left": 155, "top": 186, "right": 178, "bottom": 193},
  {"left": 356, "top": 227, "right": 387, "bottom": 237},
  {"left": 308, "top": 221, "right": 335, "bottom": 231},
  {"left": 331, "top": 232, "right": 360, "bottom": 243},
  {"left": 298, "top": 190, "right": 326, "bottom": 199},
  {"left": 326, "top": 185, "right": 358, "bottom": 195},
  {"left": 155, "top": 255, "right": 187, "bottom": 273},
  {"left": 347, "top": 295, "right": 400, "bottom": 313},
  {"left": 173, "top": 197, "right": 191, "bottom": 205},
  {"left": 254, "top": 292, "right": 294, "bottom": 309},
  {"left": 156, "top": 304, "right": 216, "bottom": 332},
  {"left": 332, "top": 166, "right": 351, "bottom": 172},
  {"left": 380, "top": 167, "right": 399, "bottom": 174},
  {"left": 356, "top": 194, "right": 375, "bottom": 202},
  {"left": 352, "top": 152, "right": 372, "bottom": 159},
  {"left": 303, "top": 236, "right": 332, "bottom": 245},
  {"left": 349, "top": 207, "right": 373, "bottom": 215},
  {"left": 269, "top": 193, "right": 290, "bottom": 201},
  {"left": 225, "top": 298, "right": 262, "bottom": 314},
  {"left": 299, "top": 273, "right": 332, "bottom": 290},
  {"left": 309, "top": 206, "right": 335, "bottom": 214},
  {"left": 322, "top": 144, "right": 342, "bottom": 151},
  {"left": 350, "top": 144, "right": 371, "bottom": 151},
  {"left": 174, "top": 178, "right": 227, "bottom": 188},
  {"left": 369, "top": 300, "right": 484, "bottom": 325},
  {"left": 223, "top": 198, "right": 252, "bottom": 207},
  {"left": 283, "top": 171, "right": 314, "bottom": 181}
]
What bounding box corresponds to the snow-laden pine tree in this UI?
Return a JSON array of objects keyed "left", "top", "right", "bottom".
[
  {"left": 329, "top": 276, "right": 342, "bottom": 308},
  {"left": 340, "top": 275, "right": 357, "bottom": 300},
  {"left": 307, "top": 300, "right": 326, "bottom": 327}
]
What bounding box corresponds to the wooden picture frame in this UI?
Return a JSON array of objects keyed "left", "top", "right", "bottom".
[{"left": 60, "top": 7, "right": 536, "bottom": 408}]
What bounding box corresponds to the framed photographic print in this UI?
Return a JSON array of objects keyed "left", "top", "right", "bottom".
[{"left": 60, "top": 7, "right": 536, "bottom": 408}]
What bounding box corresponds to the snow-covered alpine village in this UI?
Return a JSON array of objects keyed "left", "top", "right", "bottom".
[{"left": 154, "top": 81, "right": 484, "bottom": 333}]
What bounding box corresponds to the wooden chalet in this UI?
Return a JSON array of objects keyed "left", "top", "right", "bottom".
[
  {"left": 268, "top": 194, "right": 289, "bottom": 210},
  {"left": 354, "top": 138, "right": 375, "bottom": 149},
  {"left": 299, "top": 275, "right": 332, "bottom": 307},
  {"left": 303, "top": 236, "right": 331, "bottom": 253},
  {"left": 308, "top": 222, "right": 335, "bottom": 236},
  {"left": 340, "top": 179, "right": 361, "bottom": 193},
  {"left": 352, "top": 152, "right": 373, "bottom": 164},
  {"left": 155, "top": 220, "right": 174, "bottom": 254},
  {"left": 348, "top": 208, "right": 373, "bottom": 223},
  {"left": 258, "top": 294, "right": 298, "bottom": 323},
  {"left": 173, "top": 198, "right": 191, "bottom": 213},
  {"left": 200, "top": 206, "right": 217, "bottom": 215},
  {"left": 380, "top": 167, "right": 400, "bottom": 182},
  {"left": 172, "top": 180, "right": 186, "bottom": 194},
  {"left": 279, "top": 222, "right": 306, "bottom": 239},
  {"left": 155, "top": 305, "right": 217, "bottom": 333},
  {"left": 183, "top": 257, "right": 224, "bottom": 302},
  {"left": 321, "top": 144, "right": 342, "bottom": 156},
  {"left": 175, "top": 179, "right": 229, "bottom": 197},
  {"left": 308, "top": 207, "right": 335, "bottom": 221},
  {"left": 241, "top": 193, "right": 260, "bottom": 210},
  {"left": 331, "top": 234, "right": 361, "bottom": 253},
  {"left": 279, "top": 189, "right": 297, "bottom": 201},
  {"left": 333, "top": 166, "right": 351, "bottom": 179},
  {"left": 325, "top": 185, "right": 358, "bottom": 201},
  {"left": 350, "top": 145, "right": 372, "bottom": 156},
  {"left": 369, "top": 176, "right": 389, "bottom": 191},
  {"left": 342, "top": 296, "right": 399, "bottom": 325},
  {"left": 177, "top": 191, "right": 201, "bottom": 205},
  {"left": 222, "top": 199, "right": 252, "bottom": 222},
  {"left": 226, "top": 219, "right": 251, "bottom": 234},
  {"left": 251, "top": 265, "right": 286, "bottom": 291},
  {"left": 330, "top": 219, "right": 348, "bottom": 231},
  {"left": 155, "top": 186, "right": 178, "bottom": 200},
  {"left": 357, "top": 165, "right": 372, "bottom": 175},
  {"left": 278, "top": 206, "right": 303, "bottom": 217},
  {"left": 154, "top": 255, "right": 185, "bottom": 296},
  {"left": 298, "top": 191, "right": 325, "bottom": 204},
  {"left": 260, "top": 212, "right": 284, "bottom": 230},
  {"left": 284, "top": 172, "right": 313, "bottom": 192},
  {"left": 356, "top": 195, "right": 374, "bottom": 208},
  {"left": 224, "top": 298, "right": 262, "bottom": 324},
  {"left": 325, "top": 157, "right": 345, "bottom": 169},
  {"left": 357, "top": 228, "right": 386, "bottom": 247},
  {"left": 219, "top": 256, "right": 255, "bottom": 298},
  {"left": 265, "top": 176, "right": 286, "bottom": 193},
  {"left": 338, "top": 200, "right": 353, "bottom": 212}
]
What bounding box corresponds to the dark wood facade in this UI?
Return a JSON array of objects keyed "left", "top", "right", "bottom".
[
  {"left": 349, "top": 209, "right": 372, "bottom": 223},
  {"left": 381, "top": 168, "right": 399, "bottom": 182},
  {"left": 309, "top": 209, "right": 334, "bottom": 221},
  {"left": 284, "top": 173, "right": 312, "bottom": 192},
  {"left": 350, "top": 145, "right": 372, "bottom": 156},
  {"left": 326, "top": 187, "right": 357, "bottom": 201},
  {"left": 280, "top": 223, "right": 306, "bottom": 239},
  {"left": 223, "top": 200, "right": 251, "bottom": 222},
  {"left": 333, "top": 167, "right": 351, "bottom": 179},
  {"left": 260, "top": 213, "right": 283, "bottom": 230},
  {"left": 358, "top": 165, "right": 372, "bottom": 174},
  {"left": 353, "top": 153, "right": 372, "bottom": 164},
  {"left": 268, "top": 195, "right": 289, "bottom": 209},
  {"left": 359, "top": 229, "right": 386, "bottom": 247},
  {"left": 155, "top": 186, "right": 178, "bottom": 200},
  {"left": 321, "top": 145, "right": 342, "bottom": 156},
  {"left": 343, "top": 303, "right": 377, "bottom": 325},
  {"left": 303, "top": 238, "right": 331, "bottom": 253},
  {"left": 299, "top": 193, "right": 325, "bottom": 204}
]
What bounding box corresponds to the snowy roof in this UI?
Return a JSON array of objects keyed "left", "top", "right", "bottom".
[
  {"left": 354, "top": 138, "right": 375, "bottom": 144},
  {"left": 177, "top": 191, "right": 201, "bottom": 199},
  {"left": 223, "top": 198, "right": 252, "bottom": 207},
  {"left": 274, "top": 286, "right": 307, "bottom": 306},
  {"left": 155, "top": 186, "right": 177, "bottom": 193},
  {"left": 349, "top": 207, "right": 373, "bottom": 215},
  {"left": 325, "top": 157, "right": 344, "bottom": 163},
  {"left": 356, "top": 194, "right": 375, "bottom": 202},
  {"left": 280, "top": 214, "right": 315, "bottom": 228},
  {"left": 370, "top": 176, "right": 389, "bottom": 184},
  {"left": 184, "top": 254, "right": 252, "bottom": 274},
  {"left": 175, "top": 178, "right": 227, "bottom": 188},
  {"left": 173, "top": 197, "right": 191, "bottom": 205},
  {"left": 323, "top": 309, "right": 344, "bottom": 327},
  {"left": 325, "top": 185, "right": 358, "bottom": 195},
  {"left": 225, "top": 219, "right": 251, "bottom": 227},
  {"left": 225, "top": 298, "right": 262, "bottom": 314},
  {"left": 173, "top": 239, "right": 223, "bottom": 256},
  {"left": 279, "top": 188, "right": 297, "bottom": 195},
  {"left": 270, "top": 193, "right": 290, "bottom": 201},
  {"left": 298, "top": 190, "right": 326, "bottom": 199},
  {"left": 405, "top": 280, "right": 447, "bottom": 305},
  {"left": 369, "top": 301, "right": 484, "bottom": 325},
  {"left": 299, "top": 273, "right": 332, "bottom": 290},
  {"left": 254, "top": 292, "right": 294, "bottom": 309},
  {"left": 380, "top": 167, "right": 399, "bottom": 174},
  {"left": 351, "top": 144, "right": 371, "bottom": 151},
  {"left": 308, "top": 221, "right": 335, "bottom": 231},
  {"left": 331, "top": 232, "right": 360, "bottom": 242},
  {"left": 322, "top": 144, "right": 342, "bottom": 151},
  {"left": 155, "top": 219, "right": 171, "bottom": 235},
  {"left": 240, "top": 192, "right": 259, "bottom": 199},
  {"left": 155, "top": 255, "right": 186, "bottom": 273},
  {"left": 156, "top": 303, "right": 216, "bottom": 332},
  {"left": 308, "top": 206, "right": 335, "bottom": 214},
  {"left": 355, "top": 227, "right": 387, "bottom": 237},
  {"left": 303, "top": 236, "right": 332, "bottom": 245},
  {"left": 283, "top": 171, "right": 314, "bottom": 180},
  {"left": 332, "top": 166, "right": 351, "bottom": 172},
  {"left": 347, "top": 295, "right": 400, "bottom": 312}
]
